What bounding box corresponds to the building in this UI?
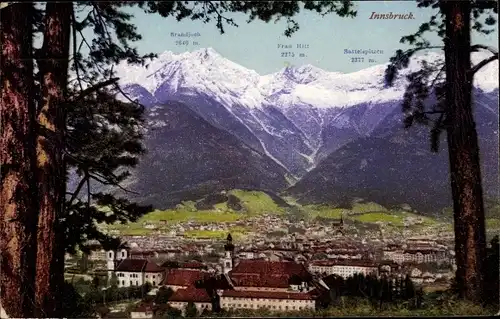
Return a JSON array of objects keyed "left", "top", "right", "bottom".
[
  {"left": 129, "top": 302, "right": 154, "bottom": 319},
  {"left": 107, "top": 248, "right": 165, "bottom": 287},
  {"left": 159, "top": 268, "right": 208, "bottom": 291},
  {"left": 221, "top": 234, "right": 235, "bottom": 274},
  {"left": 107, "top": 247, "right": 129, "bottom": 280},
  {"left": 168, "top": 286, "right": 213, "bottom": 315},
  {"left": 220, "top": 290, "right": 316, "bottom": 311},
  {"left": 383, "top": 246, "right": 448, "bottom": 264},
  {"left": 331, "top": 215, "right": 345, "bottom": 236},
  {"left": 217, "top": 233, "right": 321, "bottom": 312},
  {"left": 308, "top": 259, "right": 378, "bottom": 278}
]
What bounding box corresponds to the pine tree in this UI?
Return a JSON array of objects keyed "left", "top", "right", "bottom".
[
  {"left": 109, "top": 272, "right": 119, "bottom": 288},
  {"left": 34, "top": 3, "right": 73, "bottom": 316},
  {"left": 185, "top": 302, "right": 198, "bottom": 317},
  {"left": 3, "top": 1, "right": 359, "bottom": 317},
  {"left": 385, "top": 0, "right": 498, "bottom": 302},
  {"left": 0, "top": 2, "right": 38, "bottom": 317},
  {"left": 404, "top": 275, "right": 416, "bottom": 300}
]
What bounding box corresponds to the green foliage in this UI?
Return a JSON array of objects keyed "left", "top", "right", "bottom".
[
  {"left": 103, "top": 189, "right": 298, "bottom": 235},
  {"left": 154, "top": 306, "right": 183, "bottom": 319},
  {"left": 351, "top": 202, "right": 388, "bottom": 214},
  {"left": 303, "top": 204, "right": 347, "bottom": 219},
  {"left": 384, "top": 0, "right": 498, "bottom": 152},
  {"left": 59, "top": 281, "right": 97, "bottom": 318},
  {"left": 64, "top": 91, "right": 153, "bottom": 254},
  {"left": 82, "top": 283, "right": 151, "bottom": 306},
  {"left": 109, "top": 272, "right": 119, "bottom": 288},
  {"left": 184, "top": 301, "right": 198, "bottom": 317},
  {"left": 352, "top": 212, "right": 404, "bottom": 225},
  {"left": 133, "top": 1, "right": 356, "bottom": 36},
  {"left": 155, "top": 287, "right": 174, "bottom": 304},
  {"left": 228, "top": 189, "right": 286, "bottom": 215},
  {"left": 136, "top": 208, "right": 242, "bottom": 223}
]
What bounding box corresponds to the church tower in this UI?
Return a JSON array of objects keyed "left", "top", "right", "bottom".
[
  {"left": 222, "top": 233, "right": 235, "bottom": 274},
  {"left": 106, "top": 247, "right": 128, "bottom": 282},
  {"left": 332, "top": 213, "right": 345, "bottom": 236},
  {"left": 106, "top": 250, "right": 116, "bottom": 281}
]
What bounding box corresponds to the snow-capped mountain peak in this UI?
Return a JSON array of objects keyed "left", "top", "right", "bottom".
[
  {"left": 115, "top": 47, "right": 498, "bottom": 182},
  {"left": 117, "top": 47, "right": 498, "bottom": 112},
  {"left": 278, "top": 64, "right": 327, "bottom": 84}
]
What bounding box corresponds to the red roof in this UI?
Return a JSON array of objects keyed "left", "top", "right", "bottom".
[
  {"left": 143, "top": 261, "right": 165, "bottom": 273},
  {"left": 115, "top": 259, "right": 165, "bottom": 273},
  {"left": 229, "top": 260, "right": 311, "bottom": 288},
  {"left": 231, "top": 260, "right": 309, "bottom": 276},
  {"left": 161, "top": 269, "right": 207, "bottom": 287},
  {"left": 116, "top": 259, "right": 147, "bottom": 272},
  {"left": 221, "top": 290, "right": 314, "bottom": 300},
  {"left": 181, "top": 261, "right": 206, "bottom": 269},
  {"left": 169, "top": 286, "right": 212, "bottom": 303}
]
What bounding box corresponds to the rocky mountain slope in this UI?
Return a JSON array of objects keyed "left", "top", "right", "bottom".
[{"left": 114, "top": 48, "right": 498, "bottom": 212}]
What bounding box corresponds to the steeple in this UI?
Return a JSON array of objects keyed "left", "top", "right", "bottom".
[
  {"left": 224, "top": 233, "right": 235, "bottom": 252},
  {"left": 222, "top": 233, "right": 235, "bottom": 274}
]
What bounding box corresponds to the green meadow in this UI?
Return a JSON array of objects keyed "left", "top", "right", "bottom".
[{"left": 98, "top": 190, "right": 500, "bottom": 238}]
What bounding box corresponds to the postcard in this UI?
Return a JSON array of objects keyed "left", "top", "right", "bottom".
[{"left": 0, "top": 1, "right": 498, "bottom": 318}]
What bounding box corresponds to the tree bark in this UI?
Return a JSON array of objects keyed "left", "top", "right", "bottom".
[
  {"left": 441, "top": 0, "right": 486, "bottom": 303},
  {"left": 0, "top": 2, "right": 38, "bottom": 318},
  {"left": 35, "top": 2, "right": 72, "bottom": 316}
]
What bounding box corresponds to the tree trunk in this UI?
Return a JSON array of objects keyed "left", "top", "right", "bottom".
[
  {"left": 441, "top": 0, "right": 486, "bottom": 303},
  {"left": 0, "top": 2, "right": 38, "bottom": 318},
  {"left": 35, "top": 2, "right": 72, "bottom": 316}
]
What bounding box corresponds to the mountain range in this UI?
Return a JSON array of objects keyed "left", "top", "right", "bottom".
[{"left": 114, "top": 48, "right": 499, "bottom": 213}]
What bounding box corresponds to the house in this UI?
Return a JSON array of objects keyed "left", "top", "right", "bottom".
[
  {"left": 159, "top": 268, "right": 208, "bottom": 291},
  {"left": 180, "top": 261, "right": 207, "bottom": 270},
  {"left": 217, "top": 234, "right": 321, "bottom": 312},
  {"left": 129, "top": 302, "right": 154, "bottom": 319},
  {"left": 308, "top": 260, "right": 378, "bottom": 278},
  {"left": 107, "top": 248, "right": 165, "bottom": 287},
  {"left": 168, "top": 286, "right": 213, "bottom": 315},
  {"left": 228, "top": 259, "right": 313, "bottom": 292},
  {"left": 220, "top": 290, "right": 316, "bottom": 312}
]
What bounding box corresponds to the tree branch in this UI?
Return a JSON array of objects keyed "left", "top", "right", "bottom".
[
  {"left": 471, "top": 44, "right": 499, "bottom": 55},
  {"left": 71, "top": 6, "right": 84, "bottom": 92},
  {"left": 68, "top": 174, "right": 89, "bottom": 206},
  {"left": 86, "top": 174, "right": 91, "bottom": 209},
  {"left": 113, "top": 83, "right": 144, "bottom": 108},
  {"left": 469, "top": 54, "right": 499, "bottom": 77},
  {"left": 427, "top": 63, "right": 446, "bottom": 89},
  {"left": 70, "top": 77, "right": 119, "bottom": 102},
  {"left": 89, "top": 172, "right": 139, "bottom": 195}
]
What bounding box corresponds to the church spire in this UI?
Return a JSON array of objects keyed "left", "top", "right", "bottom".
[{"left": 224, "top": 233, "right": 234, "bottom": 252}]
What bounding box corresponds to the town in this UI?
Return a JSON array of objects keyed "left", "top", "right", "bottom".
[{"left": 64, "top": 192, "right": 481, "bottom": 318}]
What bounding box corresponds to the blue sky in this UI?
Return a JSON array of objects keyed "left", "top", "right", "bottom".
[{"left": 121, "top": 1, "right": 497, "bottom": 74}]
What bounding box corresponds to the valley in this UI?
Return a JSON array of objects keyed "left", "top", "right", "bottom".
[{"left": 99, "top": 189, "right": 500, "bottom": 240}]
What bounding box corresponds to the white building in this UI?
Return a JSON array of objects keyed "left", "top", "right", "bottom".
[
  {"left": 168, "top": 286, "right": 213, "bottom": 315},
  {"left": 308, "top": 260, "right": 378, "bottom": 278},
  {"left": 220, "top": 290, "right": 315, "bottom": 312},
  {"left": 107, "top": 249, "right": 165, "bottom": 287}
]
